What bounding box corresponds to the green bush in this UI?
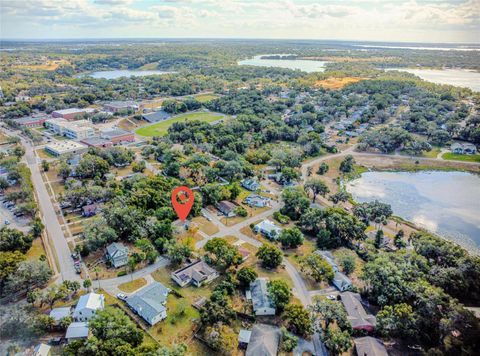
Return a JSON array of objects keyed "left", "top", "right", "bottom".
[{"left": 117, "top": 271, "right": 127, "bottom": 277}]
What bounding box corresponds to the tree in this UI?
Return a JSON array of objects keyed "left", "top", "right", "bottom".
[
  {"left": 268, "top": 280, "right": 292, "bottom": 312},
  {"left": 353, "top": 200, "right": 392, "bottom": 224},
  {"left": 131, "top": 160, "right": 146, "bottom": 173},
  {"left": 278, "top": 227, "right": 304, "bottom": 249},
  {"left": 282, "top": 303, "right": 313, "bottom": 337},
  {"left": 0, "top": 250, "right": 25, "bottom": 292},
  {"left": 377, "top": 303, "right": 416, "bottom": 339},
  {"left": 83, "top": 279, "right": 92, "bottom": 290},
  {"left": 0, "top": 227, "right": 33, "bottom": 253},
  {"left": 205, "top": 324, "right": 237, "bottom": 354},
  {"left": 135, "top": 238, "right": 158, "bottom": 264},
  {"left": 317, "top": 162, "right": 329, "bottom": 175},
  {"left": 329, "top": 191, "right": 350, "bottom": 204},
  {"left": 304, "top": 178, "right": 329, "bottom": 203},
  {"left": 281, "top": 187, "right": 310, "bottom": 220},
  {"left": 256, "top": 243, "right": 283, "bottom": 269},
  {"left": 30, "top": 217, "right": 44, "bottom": 238},
  {"left": 236, "top": 266, "right": 257, "bottom": 289},
  {"left": 57, "top": 161, "right": 71, "bottom": 180},
  {"left": 166, "top": 240, "right": 192, "bottom": 266},
  {"left": 323, "top": 327, "right": 352, "bottom": 356},
  {"left": 374, "top": 229, "right": 384, "bottom": 249},
  {"left": 200, "top": 292, "right": 235, "bottom": 325},
  {"left": 204, "top": 238, "right": 242, "bottom": 268},
  {"left": 6, "top": 260, "right": 51, "bottom": 293},
  {"left": 394, "top": 230, "right": 406, "bottom": 248},
  {"left": 338, "top": 255, "right": 356, "bottom": 275},
  {"left": 34, "top": 314, "right": 56, "bottom": 332},
  {"left": 300, "top": 254, "right": 334, "bottom": 283},
  {"left": 280, "top": 326, "right": 298, "bottom": 352},
  {"left": 156, "top": 344, "right": 188, "bottom": 356},
  {"left": 310, "top": 299, "right": 350, "bottom": 331},
  {"left": 339, "top": 155, "right": 355, "bottom": 173},
  {"left": 41, "top": 160, "right": 49, "bottom": 172}
]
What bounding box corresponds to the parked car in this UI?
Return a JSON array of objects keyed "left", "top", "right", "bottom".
[
  {"left": 4, "top": 220, "right": 10, "bottom": 225},
  {"left": 117, "top": 293, "right": 127, "bottom": 301},
  {"left": 326, "top": 295, "right": 337, "bottom": 300}
]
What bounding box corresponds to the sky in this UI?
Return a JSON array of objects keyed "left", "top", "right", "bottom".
[{"left": 1, "top": 0, "right": 479, "bottom": 43}]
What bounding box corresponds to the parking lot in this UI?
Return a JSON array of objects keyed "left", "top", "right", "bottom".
[{"left": 0, "top": 197, "right": 30, "bottom": 232}]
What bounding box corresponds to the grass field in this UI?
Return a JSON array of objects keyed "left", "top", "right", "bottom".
[
  {"left": 136, "top": 112, "right": 226, "bottom": 137},
  {"left": 118, "top": 278, "right": 147, "bottom": 293},
  {"left": 192, "top": 93, "right": 219, "bottom": 103},
  {"left": 314, "top": 76, "right": 366, "bottom": 89},
  {"left": 442, "top": 152, "right": 480, "bottom": 163}
]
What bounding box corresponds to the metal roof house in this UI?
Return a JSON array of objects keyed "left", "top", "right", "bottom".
[
  {"left": 105, "top": 242, "right": 129, "bottom": 268},
  {"left": 216, "top": 200, "right": 237, "bottom": 217},
  {"left": 171, "top": 260, "right": 219, "bottom": 287},
  {"left": 241, "top": 178, "right": 261, "bottom": 191},
  {"left": 316, "top": 250, "right": 352, "bottom": 291},
  {"left": 65, "top": 322, "right": 89, "bottom": 342},
  {"left": 73, "top": 292, "right": 105, "bottom": 322},
  {"left": 250, "top": 278, "right": 276, "bottom": 316},
  {"left": 451, "top": 142, "right": 477, "bottom": 154},
  {"left": 49, "top": 307, "right": 71, "bottom": 323},
  {"left": 341, "top": 292, "right": 376, "bottom": 332},
  {"left": 254, "top": 220, "right": 282, "bottom": 240},
  {"left": 33, "top": 343, "right": 51, "bottom": 356},
  {"left": 354, "top": 336, "right": 389, "bottom": 356},
  {"left": 243, "top": 194, "right": 270, "bottom": 208},
  {"left": 126, "top": 282, "right": 170, "bottom": 326},
  {"left": 245, "top": 324, "right": 281, "bottom": 356}
]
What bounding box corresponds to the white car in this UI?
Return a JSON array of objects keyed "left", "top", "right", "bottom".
[
  {"left": 326, "top": 294, "right": 337, "bottom": 300},
  {"left": 117, "top": 293, "right": 127, "bottom": 301}
]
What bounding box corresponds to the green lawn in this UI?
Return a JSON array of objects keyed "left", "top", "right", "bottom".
[
  {"left": 442, "top": 152, "right": 480, "bottom": 163},
  {"left": 192, "top": 94, "right": 219, "bottom": 103},
  {"left": 136, "top": 112, "right": 226, "bottom": 137}
]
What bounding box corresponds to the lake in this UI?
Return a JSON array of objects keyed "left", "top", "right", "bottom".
[
  {"left": 238, "top": 55, "right": 327, "bottom": 73},
  {"left": 82, "top": 69, "right": 172, "bottom": 79},
  {"left": 346, "top": 171, "right": 480, "bottom": 252},
  {"left": 385, "top": 68, "right": 480, "bottom": 92}
]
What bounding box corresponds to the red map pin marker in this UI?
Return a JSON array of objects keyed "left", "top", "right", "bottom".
[{"left": 171, "top": 186, "right": 194, "bottom": 222}]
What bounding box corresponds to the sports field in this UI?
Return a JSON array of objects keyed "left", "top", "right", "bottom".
[{"left": 135, "top": 111, "right": 226, "bottom": 137}]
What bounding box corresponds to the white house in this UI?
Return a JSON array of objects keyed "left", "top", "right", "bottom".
[
  {"left": 250, "top": 278, "right": 276, "bottom": 316},
  {"left": 73, "top": 292, "right": 105, "bottom": 322},
  {"left": 243, "top": 194, "right": 270, "bottom": 208},
  {"left": 126, "top": 282, "right": 169, "bottom": 326},
  {"left": 254, "top": 220, "right": 282, "bottom": 240}
]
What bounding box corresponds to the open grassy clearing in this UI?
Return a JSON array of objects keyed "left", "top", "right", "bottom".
[
  {"left": 136, "top": 112, "right": 227, "bottom": 137},
  {"left": 191, "top": 216, "right": 219, "bottom": 235},
  {"left": 314, "top": 76, "right": 366, "bottom": 89},
  {"left": 442, "top": 152, "right": 480, "bottom": 163},
  {"left": 192, "top": 93, "right": 219, "bottom": 102},
  {"left": 25, "top": 237, "right": 46, "bottom": 261},
  {"left": 118, "top": 278, "right": 147, "bottom": 293}
]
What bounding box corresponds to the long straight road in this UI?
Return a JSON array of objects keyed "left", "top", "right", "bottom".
[{"left": 18, "top": 135, "right": 80, "bottom": 282}]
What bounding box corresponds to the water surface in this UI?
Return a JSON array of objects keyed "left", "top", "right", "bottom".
[
  {"left": 238, "top": 55, "right": 327, "bottom": 73},
  {"left": 346, "top": 171, "right": 480, "bottom": 252},
  {"left": 385, "top": 68, "right": 480, "bottom": 92},
  {"left": 82, "top": 69, "right": 172, "bottom": 79}
]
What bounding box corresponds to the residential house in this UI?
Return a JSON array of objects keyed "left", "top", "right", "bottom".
[
  {"left": 171, "top": 260, "right": 219, "bottom": 287},
  {"left": 354, "top": 337, "right": 389, "bottom": 356},
  {"left": 32, "top": 343, "right": 51, "bottom": 356},
  {"left": 82, "top": 204, "right": 97, "bottom": 217},
  {"left": 238, "top": 329, "right": 252, "bottom": 349},
  {"left": 451, "top": 142, "right": 477, "bottom": 154},
  {"left": 250, "top": 278, "right": 276, "bottom": 316},
  {"left": 243, "top": 194, "right": 270, "bottom": 208},
  {"left": 241, "top": 178, "right": 260, "bottom": 191},
  {"left": 340, "top": 292, "right": 376, "bottom": 332},
  {"left": 65, "top": 322, "right": 89, "bottom": 342},
  {"left": 73, "top": 292, "right": 105, "bottom": 322},
  {"left": 254, "top": 220, "right": 282, "bottom": 240},
  {"left": 216, "top": 200, "right": 237, "bottom": 217},
  {"left": 316, "top": 250, "right": 352, "bottom": 291},
  {"left": 245, "top": 324, "right": 281, "bottom": 356},
  {"left": 49, "top": 307, "right": 71, "bottom": 324},
  {"left": 126, "top": 282, "right": 170, "bottom": 326},
  {"left": 105, "top": 242, "right": 129, "bottom": 268}
]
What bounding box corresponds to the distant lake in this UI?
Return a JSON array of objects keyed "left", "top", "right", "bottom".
[
  {"left": 82, "top": 69, "right": 173, "bottom": 79},
  {"left": 385, "top": 68, "right": 480, "bottom": 92},
  {"left": 238, "top": 55, "right": 327, "bottom": 73},
  {"left": 346, "top": 171, "right": 480, "bottom": 252}
]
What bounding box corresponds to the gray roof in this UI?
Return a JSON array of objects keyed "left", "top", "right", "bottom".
[
  {"left": 354, "top": 337, "right": 389, "bottom": 356},
  {"left": 81, "top": 137, "right": 112, "bottom": 146},
  {"left": 217, "top": 200, "right": 236, "bottom": 213},
  {"left": 246, "top": 324, "right": 281, "bottom": 356},
  {"left": 65, "top": 322, "right": 89, "bottom": 339},
  {"left": 341, "top": 292, "right": 376, "bottom": 329},
  {"left": 172, "top": 260, "right": 217, "bottom": 284},
  {"left": 104, "top": 100, "right": 138, "bottom": 109},
  {"left": 73, "top": 293, "right": 104, "bottom": 318},
  {"left": 239, "top": 329, "right": 252, "bottom": 344},
  {"left": 126, "top": 282, "right": 169, "bottom": 324},
  {"left": 101, "top": 129, "right": 131, "bottom": 138},
  {"left": 15, "top": 116, "right": 46, "bottom": 125},
  {"left": 142, "top": 110, "right": 171, "bottom": 123},
  {"left": 49, "top": 307, "right": 71, "bottom": 321},
  {"left": 250, "top": 278, "right": 275, "bottom": 313},
  {"left": 106, "top": 242, "right": 128, "bottom": 258}
]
